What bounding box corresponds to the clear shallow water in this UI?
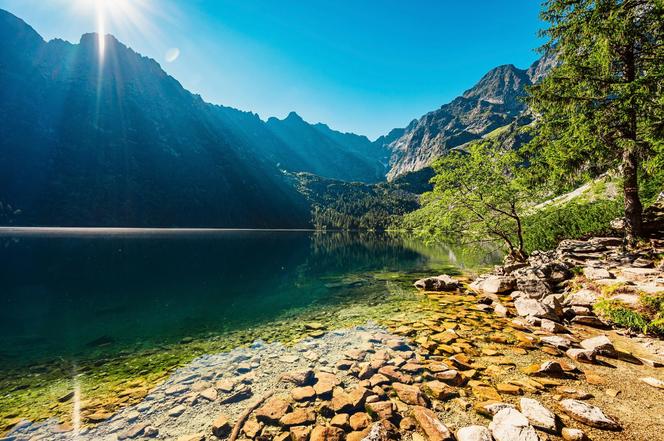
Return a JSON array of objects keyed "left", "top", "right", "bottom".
[{"left": 0, "top": 230, "right": 498, "bottom": 368}]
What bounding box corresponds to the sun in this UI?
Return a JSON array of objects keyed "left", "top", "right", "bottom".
[{"left": 69, "top": 0, "right": 157, "bottom": 60}]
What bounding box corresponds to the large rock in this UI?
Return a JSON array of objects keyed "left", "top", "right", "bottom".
[
  {"left": 583, "top": 267, "right": 613, "bottom": 280},
  {"left": 478, "top": 276, "right": 515, "bottom": 294},
  {"left": 414, "top": 275, "right": 461, "bottom": 291},
  {"left": 620, "top": 267, "right": 660, "bottom": 282},
  {"left": 559, "top": 399, "right": 621, "bottom": 430},
  {"left": 514, "top": 298, "right": 559, "bottom": 321},
  {"left": 412, "top": 406, "right": 453, "bottom": 441},
  {"left": 488, "top": 408, "right": 539, "bottom": 441},
  {"left": 579, "top": 335, "right": 614, "bottom": 355},
  {"left": 456, "top": 425, "right": 492, "bottom": 441},
  {"left": 564, "top": 289, "right": 598, "bottom": 307},
  {"left": 515, "top": 275, "right": 551, "bottom": 299},
  {"left": 519, "top": 398, "right": 557, "bottom": 432}
]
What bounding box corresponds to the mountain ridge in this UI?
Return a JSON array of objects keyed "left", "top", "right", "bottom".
[{"left": 381, "top": 56, "right": 552, "bottom": 180}]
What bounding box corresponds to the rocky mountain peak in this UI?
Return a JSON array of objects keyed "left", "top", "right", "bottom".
[{"left": 382, "top": 56, "right": 554, "bottom": 180}]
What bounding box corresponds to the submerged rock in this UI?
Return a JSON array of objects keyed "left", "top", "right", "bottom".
[
  {"left": 477, "top": 276, "right": 515, "bottom": 294},
  {"left": 412, "top": 406, "right": 453, "bottom": 441},
  {"left": 414, "top": 275, "right": 461, "bottom": 291}
]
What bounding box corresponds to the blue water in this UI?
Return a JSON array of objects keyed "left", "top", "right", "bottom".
[{"left": 0, "top": 229, "right": 497, "bottom": 368}]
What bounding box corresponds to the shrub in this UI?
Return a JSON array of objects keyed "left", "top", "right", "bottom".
[{"left": 522, "top": 199, "right": 623, "bottom": 252}]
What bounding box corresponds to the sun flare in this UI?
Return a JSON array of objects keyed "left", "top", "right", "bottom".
[{"left": 70, "top": 0, "right": 157, "bottom": 60}]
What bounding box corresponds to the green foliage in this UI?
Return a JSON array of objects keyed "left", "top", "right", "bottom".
[
  {"left": 522, "top": 199, "right": 623, "bottom": 252},
  {"left": 528, "top": 0, "right": 664, "bottom": 238},
  {"left": 594, "top": 299, "right": 651, "bottom": 332},
  {"left": 295, "top": 172, "right": 429, "bottom": 230},
  {"left": 401, "top": 141, "right": 540, "bottom": 259},
  {"left": 594, "top": 293, "right": 664, "bottom": 336}
]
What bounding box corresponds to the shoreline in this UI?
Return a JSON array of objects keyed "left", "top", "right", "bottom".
[{"left": 4, "top": 235, "right": 664, "bottom": 441}]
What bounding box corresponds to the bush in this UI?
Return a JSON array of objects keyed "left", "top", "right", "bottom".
[{"left": 522, "top": 199, "right": 623, "bottom": 252}]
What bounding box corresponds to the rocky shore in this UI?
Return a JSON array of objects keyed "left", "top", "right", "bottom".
[{"left": 5, "top": 238, "right": 664, "bottom": 441}]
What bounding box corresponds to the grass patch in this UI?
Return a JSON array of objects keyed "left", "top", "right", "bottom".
[{"left": 594, "top": 295, "right": 664, "bottom": 336}]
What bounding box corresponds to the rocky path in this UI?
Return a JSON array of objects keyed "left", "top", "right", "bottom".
[{"left": 6, "top": 236, "right": 664, "bottom": 441}]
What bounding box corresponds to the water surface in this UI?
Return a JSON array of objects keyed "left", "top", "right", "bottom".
[{"left": 0, "top": 230, "right": 497, "bottom": 368}]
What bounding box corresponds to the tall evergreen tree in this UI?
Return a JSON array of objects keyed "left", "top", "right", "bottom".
[{"left": 530, "top": 0, "right": 664, "bottom": 243}]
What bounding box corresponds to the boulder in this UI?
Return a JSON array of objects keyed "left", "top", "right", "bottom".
[
  {"left": 541, "top": 319, "right": 568, "bottom": 334},
  {"left": 350, "top": 412, "right": 372, "bottom": 431},
  {"left": 559, "top": 399, "right": 621, "bottom": 430},
  {"left": 519, "top": 398, "right": 557, "bottom": 432},
  {"left": 526, "top": 361, "right": 566, "bottom": 378},
  {"left": 479, "top": 276, "right": 515, "bottom": 294},
  {"left": 579, "top": 335, "right": 614, "bottom": 355},
  {"left": 488, "top": 408, "right": 539, "bottom": 441},
  {"left": 330, "top": 413, "right": 350, "bottom": 430},
  {"left": 291, "top": 386, "right": 316, "bottom": 401},
  {"left": 414, "top": 275, "right": 461, "bottom": 291},
  {"left": 474, "top": 401, "right": 516, "bottom": 417},
  {"left": 456, "top": 425, "right": 492, "bottom": 441},
  {"left": 564, "top": 290, "right": 598, "bottom": 307},
  {"left": 583, "top": 267, "right": 613, "bottom": 280},
  {"left": 366, "top": 401, "right": 396, "bottom": 421},
  {"left": 515, "top": 276, "right": 551, "bottom": 299},
  {"left": 422, "top": 381, "right": 458, "bottom": 400},
  {"left": 290, "top": 426, "right": 312, "bottom": 441},
  {"left": 514, "top": 298, "right": 559, "bottom": 321}
]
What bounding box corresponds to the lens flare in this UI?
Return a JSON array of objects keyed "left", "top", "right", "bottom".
[{"left": 95, "top": 0, "right": 105, "bottom": 60}]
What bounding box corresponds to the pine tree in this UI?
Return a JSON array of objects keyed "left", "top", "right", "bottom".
[{"left": 530, "top": 0, "right": 664, "bottom": 243}]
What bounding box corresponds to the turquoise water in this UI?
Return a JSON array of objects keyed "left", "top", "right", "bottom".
[{"left": 0, "top": 230, "right": 498, "bottom": 368}]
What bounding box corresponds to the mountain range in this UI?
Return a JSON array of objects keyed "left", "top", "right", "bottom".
[{"left": 0, "top": 9, "right": 548, "bottom": 227}]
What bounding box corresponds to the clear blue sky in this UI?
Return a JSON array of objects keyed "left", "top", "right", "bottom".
[{"left": 0, "top": 0, "right": 545, "bottom": 139}]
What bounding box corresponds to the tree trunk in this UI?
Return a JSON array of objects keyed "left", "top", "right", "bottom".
[
  {"left": 620, "top": 36, "right": 643, "bottom": 245},
  {"left": 622, "top": 147, "right": 643, "bottom": 244}
]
